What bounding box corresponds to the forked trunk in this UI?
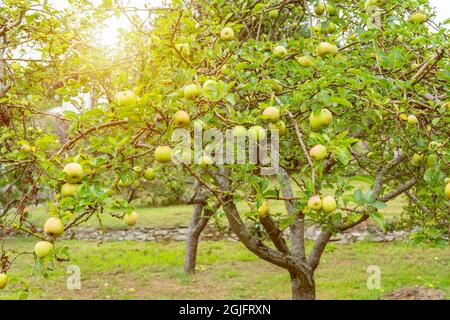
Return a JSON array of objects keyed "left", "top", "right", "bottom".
[{"left": 290, "top": 272, "right": 316, "bottom": 300}]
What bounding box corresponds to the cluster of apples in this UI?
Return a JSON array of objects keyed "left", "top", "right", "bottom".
[
  {"left": 308, "top": 195, "right": 337, "bottom": 213},
  {"left": 60, "top": 162, "right": 83, "bottom": 198},
  {"left": 308, "top": 108, "right": 333, "bottom": 161}
]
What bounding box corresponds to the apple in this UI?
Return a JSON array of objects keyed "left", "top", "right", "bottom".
[
  {"left": 269, "top": 121, "right": 286, "bottom": 135},
  {"left": 202, "top": 79, "right": 218, "bottom": 93},
  {"left": 445, "top": 182, "right": 450, "bottom": 200},
  {"left": 425, "top": 154, "right": 436, "bottom": 168},
  {"left": 445, "top": 178, "right": 450, "bottom": 184},
  {"left": 309, "top": 144, "right": 328, "bottom": 160},
  {"left": 326, "top": 4, "right": 337, "bottom": 16},
  {"left": 21, "top": 143, "right": 32, "bottom": 153},
  {"left": 174, "top": 43, "right": 190, "bottom": 57},
  {"left": 411, "top": 153, "right": 424, "bottom": 166},
  {"left": 232, "top": 125, "right": 247, "bottom": 138},
  {"left": 314, "top": 3, "right": 325, "bottom": 15},
  {"left": 0, "top": 273, "right": 8, "bottom": 290},
  {"left": 154, "top": 146, "right": 172, "bottom": 163},
  {"left": 247, "top": 126, "right": 266, "bottom": 141},
  {"left": 321, "top": 196, "right": 336, "bottom": 213},
  {"left": 44, "top": 217, "right": 64, "bottom": 237},
  {"left": 220, "top": 27, "right": 235, "bottom": 41},
  {"left": 316, "top": 42, "right": 338, "bottom": 57},
  {"left": 143, "top": 168, "right": 156, "bottom": 181},
  {"left": 273, "top": 45, "right": 287, "bottom": 59},
  {"left": 183, "top": 84, "right": 200, "bottom": 100},
  {"left": 407, "top": 114, "right": 418, "bottom": 125},
  {"left": 193, "top": 119, "right": 206, "bottom": 131},
  {"left": 325, "top": 22, "right": 336, "bottom": 34},
  {"left": 115, "top": 90, "right": 137, "bottom": 107},
  {"left": 308, "top": 196, "right": 322, "bottom": 211},
  {"left": 133, "top": 166, "right": 142, "bottom": 173},
  {"left": 269, "top": 9, "right": 279, "bottom": 19},
  {"left": 270, "top": 80, "right": 283, "bottom": 93},
  {"left": 61, "top": 183, "right": 79, "bottom": 198},
  {"left": 297, "top": 56, "right": 314, "bottom": 67},
  {"left": 262, "top": 106, "right": 280, "bottom": 122},
  {"left": 63, "top": 162, "right": 83, "bottom": 183},
  {"left": 310, "top": 109, "right": 332, "bottom": 129},
  {"left": 173, "top": 110, "right": 190, "bottom": 128},
  {"left": 408, "top": 12, "right": 427, "bottom": 24},
  {"left": 364, "top": 0, "right": 385, "bottom": 12},
  {"left": 258, "top": 201, "right": 270, "bottom": 218},
  {"left": 124, "top": 211, "right": 138, "bottom": 226},
  {"left": 198, "top": 155, "right": 214, "bottom": 168},
  {"left": 118, "top": 179, "right": 130, "bottom": 188},
  {"left": 34, "top": 241, "right": 54, "bottom": 259}
]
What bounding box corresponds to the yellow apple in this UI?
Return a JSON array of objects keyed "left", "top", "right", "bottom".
[
  {"left": 44, "top": 217, "right": 64, "bottom": 237},
  {"left": 124, "top": 211, "right": 138, "bottom": 226},
  {"left": 21, "top": 143, "right": 32, "bottom": 153},
  {"left": 310, "top": 109, "right": 332, "bottom": 129},
  {"left": 248, "top": 126, "right": 266, "bottom": 141},
  {"left": 0, "top": 273, "right": 8, "bottom": 289},
  {"left": 133, "top": 166, "right": 142, "bottom": 173},
  {"left": 34, "top": 241, "right": 54, "bottom": 259},
  {"left": 232, "top": 125, "right": 247, "bottom": 138},
  {"left": 408, "top": 12, "right": 427, "bottom": 24},
  {"left": 61, "top": 183, "right": 79, "bottom": 198},
  {"left": 173, "top": 110, "right": 190, "bottom": 128},
  {"left": 262, "top": 106, "right": 280, "bottom": 122},
  {"left": 407, "top": 114, "right": 418, "bottom": 125},
  {"left": 143, "top": 168, "right": 156, "bottom": 181},
  {"left": 269, "top": 121, "right": 286, "bottom": 135},
  {"left": 445, "top": 182, "right": 450, "bottom": 200},
  {"left": 154, "top": 146, "right": 172, "bottom": 163},
  {"left": 220, "top": 27, "right": 235, "bottom": 41},
  {"left": 314, "top": 3, "right": 325, "bottom": 15},
  {"left": 258, "top": 201, "right": 270, "bottom": 218},
  {"left": 115, "top": 90, "right": 137, "bottom": 107},
  {"left": 309, "top": 144, "right": 328, "bottom": 160},
  {"left": 183, "top": 84, "right": 200, "bottom": 100},
  {"left": 411, "top": 153, "right": 424, "bottom": 166},
  {"left": 316, "top": 42, "right": 338, "bottom": 57},
  {"left": 273, "top": 45, "right": 287, "bottom": 58},
  {"left": 63, "top": 162, "right": 83, "bottom": 183},
  {"left": 297, "top": 56, "right": 314, "bottom": 67},
  {"left": 308, "top": 196, "right": 322, "bottom": 211},
  {"left": 321, "top": 196, "right": 336, "bottom": 213}
]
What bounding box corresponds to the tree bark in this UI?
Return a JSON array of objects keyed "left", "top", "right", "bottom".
[
  {"left": 290, "top": 271, "right": 316, "bottom": 300},
  {"left": 184, "top": 202, "right": 205, "bottom": 274}
]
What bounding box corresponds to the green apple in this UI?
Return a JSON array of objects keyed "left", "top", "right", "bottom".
[
  {"left": 314, "top": 3, "right": 325, "bottom": 15},
  {"left": 118, "top": 179, "right": 130, "bottom": 188},
  {"left": 262, "top": 106, "right": 280, "bottom": 122},
  {"left": 154, "top": 146, "right": 172, "bottom": 163},
  {"left": 270, "top": 80, "right": 283, "bottom": 93},
  {"left": 63, "top": 162, "right": 83, "bottom": 183},
  {"left": 325, "top": 22, "right": 336, "bottom": 34},
  {"left": 173, "top": 110, "right": 190, "bottom": 128},
  {"left": 115, "top": 90, "right": 137, "bottom": 107},
  {"left": 446, "top": 182, "right": 450, "bottom": 200},
  {"left": 232, "top": 125, "right": 247, "bottom": 138},
  {"left": 425, "top": 154, "right": 436, "bottom": 168},
  {"left": 44, "top": 217, "right": 64, "bottom": 237},
  {"left": 309, "top": 144, "right": 328, "bottom": 160},
  {"left": 326, "top": 4, "right": 337, "bottom": 16},
  {"left": 308, "top": 196, "right": 322, "bottom": 211},
  {"left": 309, "top": 109, "right": 332, "bottom": 130},
  {"left": 411, "top": 153, "right": 424, "bottom": 166},
  {"left": 297, "top": 56, "right": 314, "bottom": 67},
  {"left": 61, "top": 183, "right": 79, "bottom": 198},
  {"left": 407, "top": 114, "right": 418, "bottom": 125},
  {"left": 143, "top": 168, "right": 156, "bottom": 181},
  {"left": 174, "top": 43, "right": 190, "bottom": 57},
  {"left": 316, "top": 42, "right": 338, "bottom": 57},
  {"left": 258, "top": 201, "right": 270, "bottom": 218},
  {"left": 220, "top": 27, "right": 235, "bottom": 41},
  {"left": 268, "top": 9, "right": 279, "bottom": 19},
  {"left": 269, "top": 121, "right": 286, "bottom": 135},
  {"left": 183, "top": 84, "right": 200, "bottom": 100},
  {"left": 247, "top": 126, "right": 266, "bottom": 141},
  {"left": 124, "top": 211, "right": 138, "bottom": 226},
  {"left": 408, "top": 12, "right": 427, "bottom": 24},
  {"left": 198, "top": 155, "right": 214, "bottom": 168},
  {"left": 21, "top": 143, "right": 32, "bottom": 153},
  {"left": 273, "top": 45, "right": 287, "bottom": 59},
  {"left": 0, "top": 273, "right": 8, "bottom": 290},
  {"left": 34, "top": 241, "right": 54, "bottom": 259},
  {"left": 321, "top": 196, "right": 336, "bottom": 213}
]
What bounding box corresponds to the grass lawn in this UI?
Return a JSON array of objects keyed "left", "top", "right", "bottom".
[{"left": 1, "top": 237, "right": 448, "bottom": 300}]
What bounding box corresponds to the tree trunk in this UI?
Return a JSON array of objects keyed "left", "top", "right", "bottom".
[
  {"left": 290, "top": 272, "right": 316, "bottom": 300},
  {"left": 184, "top": 202, "right": 205, "bottom": 274}
]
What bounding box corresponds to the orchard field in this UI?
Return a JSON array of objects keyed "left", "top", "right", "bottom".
[{"left": 0, "top": 0, "right": 449, "bottom": 301}]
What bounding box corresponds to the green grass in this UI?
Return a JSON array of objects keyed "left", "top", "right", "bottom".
[{"left": 1, "top": 237, "right": 448, "bottom": 300}]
